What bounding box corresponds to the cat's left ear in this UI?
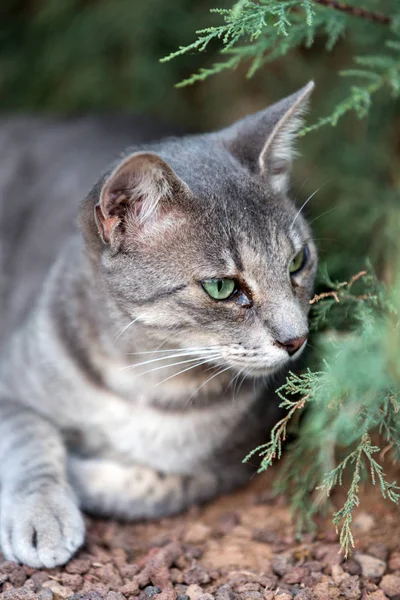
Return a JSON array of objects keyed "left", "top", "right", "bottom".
[
  {"left": 93, "top": 152, "right": 189, "bottom": 250},
  {"left": 220, "top": 81, "right": 314, "bottom": 194}
]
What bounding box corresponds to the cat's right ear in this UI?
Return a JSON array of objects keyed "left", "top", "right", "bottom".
[
  {"left": 90, "top": 152, "right": 189, "bottom": 250},
  {"left": 219, "top": 81, "right": 314, "bottom": 195}
]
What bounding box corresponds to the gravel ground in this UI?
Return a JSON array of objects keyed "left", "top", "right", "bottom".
[{"left": 1, "top": 472, "right": 399, "bottom": 600}]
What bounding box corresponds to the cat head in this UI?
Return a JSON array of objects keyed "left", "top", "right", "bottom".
[{"left": 80, "top": 82, "right": 317, "bottom": 377}]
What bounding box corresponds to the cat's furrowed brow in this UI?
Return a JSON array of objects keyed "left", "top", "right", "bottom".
[{"left": 133, "top": 283, "right": 188, "bottom": 305}]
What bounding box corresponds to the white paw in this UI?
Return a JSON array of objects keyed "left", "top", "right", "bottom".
[{"left": 0, "top": 486, "right": 85, "bottom": 568}]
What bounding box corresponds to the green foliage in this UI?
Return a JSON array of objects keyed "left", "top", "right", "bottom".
[
  {"left": 319, "top": 433, "right": 400, "bottom": 555},
  {"left": 0, "top": 0, "right": 218, "bottom": 120},
  {"left": 245, "top": 268, "right": 400, "bottom": 556},
  {"left": 164, "top": 0, "right": 400, "bottom": 130}
]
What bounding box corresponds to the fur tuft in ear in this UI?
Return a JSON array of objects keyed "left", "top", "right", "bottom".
[
  {"left": 259, "top": 81, "right": 314, "bottom": 194},
  {"left": 95, "top": 152, "right": 187, "bottom": 248},
  {"left": 220, "top": 81, "right": 314, "bottom": 194}
]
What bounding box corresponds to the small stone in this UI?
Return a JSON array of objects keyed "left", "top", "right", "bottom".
[
  {"left": 66, "top": 559, "right": 92, "bottom": 575},
  {"left": 145, "top": 587, "right": 162, "bottom": 598},
  {"left": 263, "top": 593, "right": 274, "bottom": 600},
  {"left": 110, "top": 548, "right": 127, "bottom": 568},
  {"left": 119, "top": 563, "right": 140, "bottom": 579},
  {"left": 355, "top": 553, "right": 386, "bottom": 579},
  {"left": 274, "top": 594, "right": 292, "bottom": 600},
  {"left": 389, "top": 553, "right": 400, "bottom": 572},
  {"left": 380, "top": 575, "right": 400, "bottom": 598},
  {"left": 60, "top": 573, "right": 83, "bottom": 591},
  {"left": 313, "top": 545, "right": 343, "bottom": 567},
  {"left": 303, "top": 561, "right": 323, "bottom": 573},
  {"left": 368, "top": 545, "right": 390, "bottom": 562},
  {"left": 158, "top": 590, "right": 177, "bottom": 600},
  {"left": 106, "top": 594, "right": 125, "bottom": 600},
  {"left": 184, "top": 524, "right": 211, "bottom": 545},
  {"left": 171, "top": 569, "right": 184, "bottom": 584},
  {"left": 294, "top": 591, "right": 315, "bottom": 600},
  {"left": 196, "top": 595, "right": 214, "bottom": 600},
  {"left": 215, "top": 585, "right": 239, "bottom": 600},
  {"left": 38, "top": 591, "right": 54, "bottom": 600},
  {"left": 236, "top": 584, "right": 262, "bottom": 593},
  {"left": 23, "top": 583, "right": 36, "bottom": 593},
  {"left": 272, "top": 554, "right": 294, "bottom": 577},
  {"left": 331, "top": 565, "right": 347, "bottom": 586},
  {"left": 369, "top": 592, "right": 389, "bottom": 600},
  {"left": 186, "top": 585, "right": 204, "bottom": 600},
  {"left": 177, "top": 596, "right": 190, "bottom": 600},
  {"left": 239, "top": 593, "right": 263, "bottom": 600},
  {"left": 42, "top": 581, "right": 73, "bottom": 600},
  {"left": 30, "top": 573, "right": 50, "bottom": 592},
  {"left": 313, "top": 582, "right": 341, "bottom": 599},
  {"left": 343, "top": 559, "right": 361, "bottom": 576},
  {"left": 183, "top": 564, "right": 210, "bottom": 586},
  {"left": 353, "top": 512, "right": 375, "bottom": 532},
  {"left": 79, "top": 580, "right": 110, "bottom": 597},
  {"left": 339, "top": 575, "right": 361, "bottom": 599},
  {"left": 0, "top": 590, "right": 37, "bottom": 600},
  {"left": 283, "top": 567, "right": 307, "bottom": 585},
  {"left": 6, "top": 566, "right": 27, "bottom": 587},
  {"left": 119, "top": 581, "right": 140, "bottom": 596}
]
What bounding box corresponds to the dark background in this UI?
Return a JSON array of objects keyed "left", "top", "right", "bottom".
[{"left": 1, "top": 0, "right": 399, "bottom": 280}]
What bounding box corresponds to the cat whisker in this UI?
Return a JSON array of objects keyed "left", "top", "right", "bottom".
[
  {"left": 125, "top": 345, "right": 220, "bottom": 356},
  {"left": 290, "top": 186, "right": 324, "bottom": 230},
  {"left": 120, "top": 349, "right": 221, "bottom": 371},
  {"left": 226, "top": 368, "right": 243, "bottom": 396},
  {"left": 155, "top": 356, "right": 223, "bottom": 387},
  {"left": 114, "top": 312, "right": 150, "bottom": 344},
  {"left": 185, "top": 365, "right": 231, "bottom": 408},
  {"left": 232, "top": 368, "right": 247, "bottom": 407},
  {"left": 132, "top": 354, "right": 222, "bottom": 378},
  {"left": 307, "top": 205, "right": 340, "bottom": 227}
]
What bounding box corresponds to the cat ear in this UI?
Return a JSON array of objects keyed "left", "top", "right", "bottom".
[
  {"left": 95, "top": 152, "right": 187, "bottom": 247},
  {"left": 220, "top": 81, "right": 314, "bottom": 194}
]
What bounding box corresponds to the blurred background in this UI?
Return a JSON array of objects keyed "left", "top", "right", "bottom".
[{"left": 1, "top": 0, "right": 399, "bottom": 280}]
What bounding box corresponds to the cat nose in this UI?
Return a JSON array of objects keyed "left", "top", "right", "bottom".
[{"left": 275, "top": 335, "right": 308, "bottom": 356}]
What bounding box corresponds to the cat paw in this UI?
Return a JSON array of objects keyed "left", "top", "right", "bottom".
[{"left": 0, "top": 486, "right": 85, "bottom": 568}]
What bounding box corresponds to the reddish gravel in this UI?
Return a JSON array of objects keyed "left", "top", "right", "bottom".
[{"left": 1, "top": 471, "right": 399, "bottom": 600}]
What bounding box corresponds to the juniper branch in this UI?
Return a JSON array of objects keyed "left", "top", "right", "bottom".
[{"left": 312, "top": 0, "right": 391, "bottom": 25}]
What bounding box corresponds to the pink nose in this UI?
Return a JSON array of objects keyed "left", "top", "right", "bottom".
[{"left": 275, "top": 335, "right": 308, "bottom": 356}]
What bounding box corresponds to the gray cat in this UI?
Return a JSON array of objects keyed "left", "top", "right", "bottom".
[{"left": 0, "top": 82, "right": 317, "bottom": 568}]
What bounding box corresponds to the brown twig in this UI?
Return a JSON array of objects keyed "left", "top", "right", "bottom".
[
  {"left": 310, "top": 291, "right": 340, "bottom": 304},
  {"left": 312, "top": 0, "right": 391, "bottom": 25},
  {"left": 348, "top": 270, "right": 368, "bottom": 288},
  {"left": 309, "top": 270, "right": 369, "bottom": 304}
]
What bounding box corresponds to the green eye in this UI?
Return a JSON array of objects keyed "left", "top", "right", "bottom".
[
  {"left": 201, "top": 278, "right": 236, "bottom": 300},
  {"left": 289, "top": 246, "right": 308, "bottom": 275}
]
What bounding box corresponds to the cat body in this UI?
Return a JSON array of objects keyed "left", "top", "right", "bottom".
[{"left": 0, "top": 84, "right": 317, "bottom": 568}]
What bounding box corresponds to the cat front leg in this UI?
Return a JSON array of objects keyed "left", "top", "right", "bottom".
[
  {"left": 0, "top": 398, "right": 85, "bottom": 568},
  {"left": 68, "top": 455, "right": 250, "bottom": 520}
]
